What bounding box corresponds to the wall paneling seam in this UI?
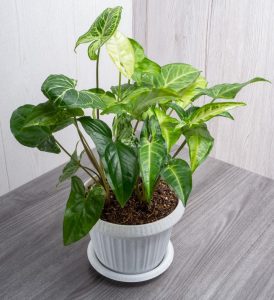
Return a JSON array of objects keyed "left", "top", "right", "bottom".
[{"left": 204, "top": 0, "right": 213, "bottom": 78}]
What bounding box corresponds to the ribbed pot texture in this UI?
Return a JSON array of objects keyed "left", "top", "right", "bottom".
[{"left": 89, "top": 193, "right": 184, "bottom": 274}]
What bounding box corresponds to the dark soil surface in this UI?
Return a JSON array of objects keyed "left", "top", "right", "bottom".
[{"left": 100, "top": 180, "right": 178, "bottom": 225}]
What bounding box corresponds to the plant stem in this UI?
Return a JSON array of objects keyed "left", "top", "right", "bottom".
[
  {"left": 168, "top": 109, "right": 174, "bottom": 116},
  {"left": 96, "top": 48, "right": 101, "bottom": 119},
  {"left": 172, "top": 140, "right": 187, "bottom": 158},
  {"left": 55, "top": 140, "right": 99, "bottom": 183},
  {"left": 133, "top": 120, "right": 139, "bottom": 133},
  {"left": 135, "top": 177, "right": 144, "bottom": 203},
  {"left": 73, "top": 118, "right": 110, "bottom": 198},
  {"left": 118, "top": 72, "right": 122, "bottom": 101},
  {"left": 74, "top": 119, "right": 101, "bottom": 173}
]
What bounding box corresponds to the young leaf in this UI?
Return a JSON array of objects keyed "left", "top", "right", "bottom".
[
  {"left": 10, "top": 105, "right": 60, "bottom": 154},
  {"left": 58, "top": 146, "right": 84, "bottom": 184},
  {"left": 78, "top": 117, "right": 112, "bottom": 156},
  {"left": 126, "top": 88, "right": 179, "bottom": 117},
  {"left": 103, "top": 141, "right": 138, "bottom": 207},
  {"left": 188, "top": 102, "right": 246, "bottom": 126},
  {"left": 101, "top": 88, "right": 179, "bottom": 117},
  {"left": 156, "top": 63, "right": 201, "bottom": 92},
  {"left": 63, "top": 176, "right": 105, "bottom": 245},
  {"left": 183, "top": 124, "right": 214, "bottom": 172},
  {"left": 196, "top": 77, "right": 269, "bottom": 100},
  {"left": 139, "top": 118, "right": 167, "bottom": 201},
  {"left": 75, "top": 6, "right": 122, "bottom": 60},
  {"left": 178, "top": 75, "right": 207, "bottom": 108},
  {"left": 106, "top": 31, "right": 135, "bottom": 78},
  {"left": 42, "top": 74, "right": 106, "bottom": 109},
  {"left": 155, "top": 108, "right": 181, "bottom": 152},
  {"left": 161, "top": 158, "right": 192, "bottom": 206}
]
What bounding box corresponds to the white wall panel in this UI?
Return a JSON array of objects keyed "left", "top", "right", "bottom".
[
  {"left": 133, "top": 0, "right": 274, "bottom": 179},
  {"left": 0, "top": 0, "right": 132, "bottom": 195}
]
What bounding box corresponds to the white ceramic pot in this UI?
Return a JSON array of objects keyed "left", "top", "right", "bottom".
[{"left": 87, "top": 179, "right": 184, "bottom": 275}]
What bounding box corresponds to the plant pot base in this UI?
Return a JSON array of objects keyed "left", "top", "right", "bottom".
[{"left": 87, "top": 240, "right": 174, "bottom": 282}]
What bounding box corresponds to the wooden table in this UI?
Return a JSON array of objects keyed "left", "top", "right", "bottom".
[{"left": 1, "top": 155, "right": 274, "bottom": 300}]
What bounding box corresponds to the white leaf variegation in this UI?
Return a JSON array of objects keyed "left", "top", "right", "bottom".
[
  {"left": 155, "top": 108, "right": 181, "bottom": 152},
  {"left": 41, "top": 74, "right": 106, "bottom": 109},
  {"left": 159, "top": 64, "right": 201, "bottom": 91},
  {"left": 75, "top": 6, "right": 122, "bottom": 60},
  {"left": 106, "top": 31, "right": 135, "bottom": 78},
  {"left": 161, "top": 158, "right": 192, "bottom": 206},
  {"left": 188, "top": 102, "right": 246, "bottom": 126}
]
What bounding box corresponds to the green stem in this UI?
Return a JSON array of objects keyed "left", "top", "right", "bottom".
[
  {"left": 135, "top": 177, "right": 145, "bottom": 203},
  {"left": 172, "top": 140, "right": 187, "bottom": 158},
  {"left": 168, "top": 109, "right": 174, "bottom": 116},
  {"left": 96, "top": 48, "right": 101, "bottom": 119},
  {"left": 118, "top": 72, "right": 122, "bottom": 101},
  {"left": 133, "top": 120, "right": 139, "bottom": 133},
  {"left": 73, "top": 118, "right": 110, "bottom": 198},
  {"left": 55, "top": 140, "right": 99, "bottom": 183},
  {"left": 73, "top": 119, "right": 101, "bottom": 173}
]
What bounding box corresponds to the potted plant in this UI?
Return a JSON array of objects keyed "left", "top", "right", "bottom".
[{"left": 10, "top": 6, "right": 268, "bottom": 282}]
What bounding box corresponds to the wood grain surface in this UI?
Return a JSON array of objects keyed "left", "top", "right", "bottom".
[
  {"left": 0, "top": 153, "right": 273, "bottom": 300},
  {"left": 133, "top": 0, "right": 274, "bottom": 180}
]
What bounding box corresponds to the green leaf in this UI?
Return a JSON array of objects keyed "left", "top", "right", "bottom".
[
  {"left": 128, "top": 38, "right": 145, "bottom": 63},
  {"left": 168, "top": 102, "right": 187, "bottom": 120},
  {"left": 58, "top": 145, "right": 84, "bottom": 184},
  {"left": 103, "top": 141, "right": 138, "bottom": 207},
  {"left": 87, "top": 40, "right": 101, "bottom": 60},
  {"left": 111, "top": 83, "right": 138, "bottom": 100},
  {"left": 78, "top": 117, "right": 112, "bottom": 157},
  {"left": 101, "top": 88, "right": 179, "bottom": 117},
  {"left": 113, "top": 114, "right": 137, "bottom": 147},
  {"left": 156, "top": 63, "right": 201, "bottom": 92},
  {"left": 88, "top": 88, "right": 116, "bottom": 108},
  {"left": 63, "top": 176, "right": 105, "bottom": 245},
  {"left": 178, "top": 75, "right": 207, "bottom": 108},
  {"left": 196, "top": 77, "right": 269, "bottom": 100},
  {"left": 79, "top": 116, "right": 138, "bottom": 206},
  {"left": 128, "top": 38, "right": 161, "bottom": 86},
  {"left": 161, "top": 158, "right": 192, "bottom": 206},
  {"left": 131, "top": 88, "right": 179, "bottom": 116},
  {"left": 139, "top": 118, "right": 167, "bottom": 201},
  {"left": 106, "top": 31, "right": 135, "bottom": 78},
  {"left": 183, "top": 124, "right": 214, "bottom": 172},
  {"left": 154, "top": 108, "right": 181, "bottom": 152},
  {"left": 42, "top": 74, "right": 106, "bottom": 109},
  {"left": 10, "top": 105, "right": 60, "bottom": 154},
  {"left": 24, "top": 101, "right": 83, "bottom": 127},
  {"left": 188, "top": 102, "right": 246, "bottom": 126},
  {"left": 218, "top": 111, "right": 234, "bottom": 120},
  {"left": 75, "top": 6, "right": 122, "bottom": 60}
]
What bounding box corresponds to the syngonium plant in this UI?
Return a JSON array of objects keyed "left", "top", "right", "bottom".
[{"left": 10, "top": 7, "right": 269, "bottom": 245}]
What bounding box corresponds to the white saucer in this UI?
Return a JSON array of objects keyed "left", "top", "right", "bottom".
[{"left": 87, "top": 240, "right": 174, "bottom": 283}]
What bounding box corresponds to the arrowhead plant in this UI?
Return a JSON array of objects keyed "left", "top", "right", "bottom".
[{"left": 10, "top": 6, "right": 269, "bottom": 245}]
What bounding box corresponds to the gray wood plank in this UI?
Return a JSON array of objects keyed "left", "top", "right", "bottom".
[{"left": 0, "top": 154, "right": 274, "bottom": 300}]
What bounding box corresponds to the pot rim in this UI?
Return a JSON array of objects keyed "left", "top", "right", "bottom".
[{"left": 85, "top": 179, "right": 185, "bottom": 238}]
